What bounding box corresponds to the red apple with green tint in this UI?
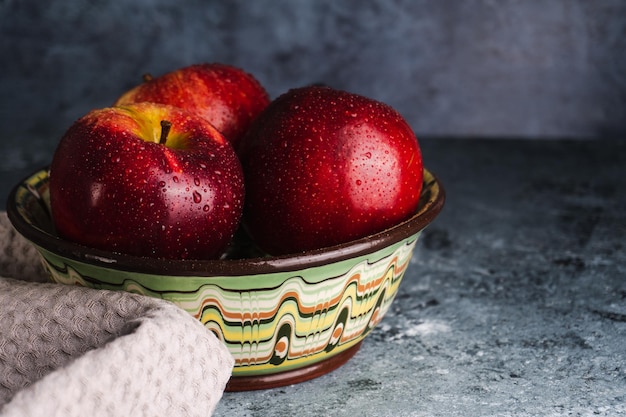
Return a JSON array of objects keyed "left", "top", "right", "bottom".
[
  {"left": 113, "top": 63, "right": 270, "bottom": 148},
  {"left": 49, "top": 102, "right": 245, "bottom": 260},
  {"left": 238, "top": 86, "right": 424, "bottom": 256}
]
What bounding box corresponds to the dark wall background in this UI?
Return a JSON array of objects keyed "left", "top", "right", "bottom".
[{"left": 1, "top": 0, "right": 625, "bottom": 180}]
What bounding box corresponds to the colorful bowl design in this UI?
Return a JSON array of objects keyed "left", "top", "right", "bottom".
[{"left": 7, "top": 167, "right": 445, "bottom": 390}]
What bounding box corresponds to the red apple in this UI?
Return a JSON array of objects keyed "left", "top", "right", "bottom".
[
  {"left": 49, "top": 102, "right": 245, "bottom": 260},
  {"left": 113, "top": 63, "right": 270, "bottom": 148},
  {"left": 238, "top": 86, "right": 424, "bottom": 255}
]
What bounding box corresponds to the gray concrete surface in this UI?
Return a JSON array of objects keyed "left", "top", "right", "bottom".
[{"left": 211, "top": 138, "right": 626, "bottom": 416}]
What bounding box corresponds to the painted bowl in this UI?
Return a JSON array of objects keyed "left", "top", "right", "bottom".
[{"left": 6, "top": 166, "right": 444, "bottom": 391}]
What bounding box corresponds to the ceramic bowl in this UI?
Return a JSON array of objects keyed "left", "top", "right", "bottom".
[{"left": 7, "top": 166, "right": 444, "bottom": 391}]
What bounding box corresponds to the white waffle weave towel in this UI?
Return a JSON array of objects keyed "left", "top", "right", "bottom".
[{"left": 0, "top": 212, "right": 234, "bottom": 417}]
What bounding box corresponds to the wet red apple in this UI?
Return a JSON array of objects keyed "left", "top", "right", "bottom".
[
  {"left": 238, "top": 86, "right": 424, "bottom": 255},
  {"left": 113, "top": 63, "right": 270, "bottom": 148},
  {"left": 49, "top": 102, "right": 245, "bottom": 260}
]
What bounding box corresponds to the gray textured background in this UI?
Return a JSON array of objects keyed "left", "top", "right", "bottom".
[{"left": 1, "top": 0, "right": 625, "bottom": 186}]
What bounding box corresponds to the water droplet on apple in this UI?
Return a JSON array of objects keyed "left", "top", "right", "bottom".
[
  {"left": 194, "top": 177, "right": 201, "bottom": 186},
  {"left": 203, "top": 205, "right": 210, "bottom": 212},
  {"left": 365, "top": 152, "right": 372, "bottom": 159},
  {"left": 173, "top": 176, "right": 179, "bottom": 183},
  {"left": 158, "top": 181, "right": 166, "bottom": 188},
  {"left": 356, "top": 179, "right": 362, "bottom": 186},
  {"left": 193, "top": 191, "right": 202, "bottom": 203}
]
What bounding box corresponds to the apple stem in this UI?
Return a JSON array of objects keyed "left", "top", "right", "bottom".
[
  {"left": 142, "top": 73, "right": 153, "bottom": 82},
  {"left": 160, "top": 120, "right": 172, "bottom": 145}
]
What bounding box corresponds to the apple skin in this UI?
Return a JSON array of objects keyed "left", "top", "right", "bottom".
[
  {"left": 238, "top": 86, "right": 424, "bottom": 256},
  {"left": 113, "top": 63, "right": 270, "bottom": 148},
  {"left": 49, "top": 102, "right": 245, "bottom": 260}
]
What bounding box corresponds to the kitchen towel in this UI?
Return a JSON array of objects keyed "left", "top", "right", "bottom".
[{"left": 0, "top": 212, "right": 234, "bottom": 417}]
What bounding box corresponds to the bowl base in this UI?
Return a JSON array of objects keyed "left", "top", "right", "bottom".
[{"left": 225, "top": 341, "right": 362, "bottom": 391}]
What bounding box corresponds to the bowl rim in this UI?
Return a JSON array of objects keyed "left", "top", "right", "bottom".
[{"left": 6, "top": 166, "right": 445, "bottom": 276}]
